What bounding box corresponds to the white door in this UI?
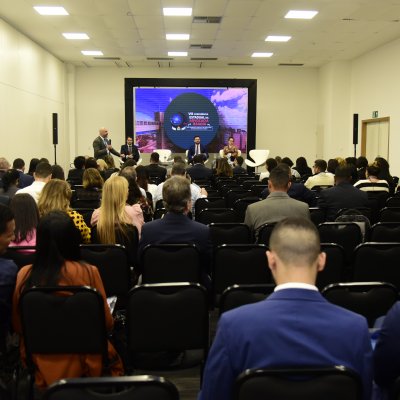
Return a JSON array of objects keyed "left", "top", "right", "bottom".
[{"left": 361, "top": 118, "right": 390, "bottom": 162}]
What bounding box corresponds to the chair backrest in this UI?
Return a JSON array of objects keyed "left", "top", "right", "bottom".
[
  {"left": 195, "top": 197, "right": 226, "bottom": 216},
  {"left": 72, "top": 208, "right": 95, "bottom": 227},
  {"left": 80, "top": 244, "right": 131, "bottom": 298},
  {"left": 42, "top": 375, "right": 179, "bottom": 400},
  {"left": 257, "top": 223, "right": 276, "bottom": 246},
  {"left": 318, "top": 222, "right": 363, "bottom": 265},
  {"left": 386, "top": 196, "right": 400, "bottom": 207},
  {"left": 212, "top": 244, "right": 272, "bottom": 304},
  {"left": 3, "top": 246, "right": 36, "bottom": 269},
  {"left": 20, "top": 287, "right": 108, "bottom": 372},
  {"left": 219, "top": 284, "right": 275, "bottom": 315},
  {"left": 370, "top": 222, "right": 400, "bottom": 242},
  {"left": 196, "top": 208, "right": 240, "bottom": 224},
  {"left": 225, "top": 189, "right": 252, "bottom": 208},
  {"left": 234, "top": 366, "right": 362, "bottom": 400},
  {"left": 141, "top": 244, "right": 201, "bottom": 284},
  {"left": 242, "top": 180, "right": 261, "bottom": 190},
  {"left": 209, "top": 223, "right": 252, "bottom": 246},
  {"left": 316, "top": 243, "right": 346, "bottom": 290},
  {"left": 233, "top": 197, "right": 260, "bottom": 222},
  {"left": 353, "top": 242, "right": 400, "bottom": 289},
  {"left": 321, "top": 282, "right": 398, "bottom": 327},
  {"left": 126, "top": 283, "right": 209, "bottom": 365},
  {"left": 154, "top": 208, "right": 167, "bottom": 219},
  {"left": 380, "top": 207, "right": 400, "bottom": 222},
  {"left": 309, "top": 207, "right": 326, "bottom": 226},
  {"left": 367, "top": 191, "right": 389, "bottom": 224},
  {"left": 251, "top": 184, "right": 267, "bottom": 197}
]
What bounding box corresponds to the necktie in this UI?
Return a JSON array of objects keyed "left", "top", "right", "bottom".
[
  {"left": 128, "top": 145, "right": 132, "bottom": 154},
  {"left": 196, "top": 145, "right": 199, "bottom": 155}
]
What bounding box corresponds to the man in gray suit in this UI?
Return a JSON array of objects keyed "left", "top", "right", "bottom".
[
  {"left": 244, "top": 163, "right": 310, "bottom": 240},
  {"left": 93, "top": 127, "right": 120, "bottom": 160}
]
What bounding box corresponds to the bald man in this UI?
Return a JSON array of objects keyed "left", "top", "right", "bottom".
[
  {"left": 93, "top": 127, "right": 120, "bottom": 160},
  {"left": 199, "top": 217, "right": 372, "bottom": 400}
]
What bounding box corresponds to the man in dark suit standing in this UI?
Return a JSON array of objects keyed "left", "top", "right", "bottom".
[
  {"left": 199, "top": 217, "right": 372, "bottom": 400},
  {"left": 187, "top": 136, "right": 209, "bottom": 164},
  {"left": 145, "top": 152, "right": 167, "bottom": 183},
  {"left": 138, "top": 175, "right": 212, "bottom": 281},
  {"left": 92, "top": 127, "right": 120, "bottom": 160},
  {"left": 317, "top": 165, "right": 368, "bottom": 221},
  {"left": 12, "top": 158, "right": 34, "bottom": 188},
  {"left": 120, "top": 136, "right": 140, "bottom": 163},
  {"left": 186, "top": 155, "right": 212, "bottom": 181}
]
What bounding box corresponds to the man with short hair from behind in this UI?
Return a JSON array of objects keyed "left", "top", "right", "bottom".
[
  {"left": 187, "top": 154, "right": 213, "bottom": 181},
  {"left": 145, "top": 152, "right": 167, "bottom": 183},
  {"left": 12, "top": 158, "right": 34, "bottom": 189},
  {"left": 304, "top": 159, "right": 334, "bottom": 189},
  {"left": 199, "top": 217, "right": 373, "bottom": 400},
  {"left": 244, "top": 164, "right": 310, "bottom": 241},
  {"left": 67, "top": 156, "right": 86, "bottom": 186},
  {"left": 15, "top": 162, "right": 52, "bottom": 203}
]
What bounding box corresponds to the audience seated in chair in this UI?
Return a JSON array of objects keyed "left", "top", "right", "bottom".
[
  {"left": 13, "top": 158, "right": 34, "bottom": 189},
  {"left": 232, "top": 156, "right": 247, "bottom": 176},
  {"left": 186, "top": 154, "right": 212, "bottom": 181},
  {"left": 199, "top": 217, "right": 372, "bottom": 400},
  {"left": 304, "top": 159, "right": 334, "bottom": 189},
  {"left": 67, "top": 156, "right": 86, "bottom": 186},
  {"left": 144, "top": 152, "right": 167, "bottom": 183}
]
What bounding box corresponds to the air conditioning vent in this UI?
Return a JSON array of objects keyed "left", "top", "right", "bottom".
[
  {"left": 147, "top": 57, "right": 174, "bottom": 60},
  {"left": 278, "top": 63, "right": 304, "bottom": 66},
  {"left": 191, "top": 57, "right": 218, "bottom": 61},
  {"left": 190, "top": 44, "right": 213, "bottom": 49},
  {"left": 193, "top": 16, "right": 222, "bottom": 24}
]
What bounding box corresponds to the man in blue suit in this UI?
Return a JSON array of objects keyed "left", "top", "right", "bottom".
[
  {"left": 187, "top": 136, "right": 208, "bottom": 164},
  {"left": 199, "top": 217, "right": 373, "bottom": 400}
]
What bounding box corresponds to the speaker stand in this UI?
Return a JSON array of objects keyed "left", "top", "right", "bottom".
[
  {"left": 54, "top": 144, "right": 57, "bottom": 165},
  {"left": 353, "top": 144, "right": 357, "bottom": 158}
]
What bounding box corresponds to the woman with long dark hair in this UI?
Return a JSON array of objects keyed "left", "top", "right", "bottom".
[
  {"left": 0, "top": 169, "right": 20, "bottom": 198},
  {"left": 12, "top": 211, "right": 123, "bottom": 389}
]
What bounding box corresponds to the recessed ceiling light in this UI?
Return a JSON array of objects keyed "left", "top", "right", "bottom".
[
  {"left": 63, "top": 33, "right": 90, "bottom": 40},
  {"left": 252, "top": 52, "right": 273, "bottom": 58},
  {"left": 163, "top": 8, "right": 192, "bottom": 16},
  {"left": 81, "top": 50, "right": 103, "bottom": 56},
  {"left": 33, "top": 6, "right": 69, "bottom": 15},
  {"left": 166, "top": 34, "right": 190, "bottom": 40},
  {"left": 285, "top": 10, "right": 318, "bottom": 19},
  {"left": 168, "top": 51, "right": 188, "bottom": 57},
  {"left": 265, "top": 35, "right": 291, "bottom": 42}
]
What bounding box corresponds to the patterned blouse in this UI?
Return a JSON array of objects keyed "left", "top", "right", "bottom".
[{"left": 68, "top": 210, "right": 91, "bottom": 244}]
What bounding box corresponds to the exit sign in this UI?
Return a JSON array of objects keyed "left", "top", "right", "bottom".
[{"left": 372, "top": 111, "right": 378, "bottom": 118}]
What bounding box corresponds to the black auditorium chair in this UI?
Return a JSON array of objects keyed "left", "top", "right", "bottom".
[
  {"left": 321, "top": 282, "right": 398, "bottom": 327},
  {"left": 370, "top": 222, "right": 400, "bottom": 242},
  {"left": 141, "top": 244, "right": 201, "bottom": 284},
  {"left": 251, "top": 184, "right": 268, "bottom": 198},
  {"left": 234, "top": 366, "right": 362, "bottom": 400},
  {"left": 194, "top": 197, "right": 226, "bottom": 216},
  {"left": 225, "top": 189, "right": 252, "bottom": 208},
  {"left": 316, "top": 243, "right": 346, "bottom": 290},
  {"left": 386, "top": 196, "right": 400, "bottom": 208},
  {"left": 212, "top": 244, "right": 271, "bottom": 305},
  {"left": 196, "top": 208, "right": 240, "bottom": 224},
  {"left": 309, "top": 207, "right": 325, "bottom": 226},
  {"left": 219, "top": 284, "right": 275, "bottom": 315},
  {"left": 353, "top": 242, "right": 400, "bottom": 290},
  {"left": 126, "top": 283, "right": 209, "bottom": 374},
  {"left": 209, "top": 223, "right": 252, "bottom": 246},
  {"left": 42, "top": 376, "right": 179, "bottom": 400},
  {"left": 233, "top": 197, "right": 260, "bottom": 222},
  {"left": 257, "top": 223, "right": 276, "bottom": 246},
  {"left": 3, "top": 246, "right": 36, "bottom": 270},
  {"left": 380, "top": 207, "right": 400, "bottom": 223}
]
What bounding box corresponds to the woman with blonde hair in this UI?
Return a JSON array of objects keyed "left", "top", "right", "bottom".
[
  {"left": 90, "top": 175, "right": 144, "bottom": 241},
  {"left": 71, "top": 168, "right": 103, "bottom": 208},
  {"left": 37, "top": 179, "right": 91, "bottom": 243}
]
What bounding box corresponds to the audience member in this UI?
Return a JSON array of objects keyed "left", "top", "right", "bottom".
[
  {"left": 259, "top": 158, "right": 277, "bottom": 182},
  {"left": 245, "top": 164, "right": 310, "bottom": 240},
  {"left": 153, "top": 163, "right": 207, "bottom": 209},
  {"left": 199, "top": 217, "right": 372, "bottom": 400},
  {"left": 356, "top": 156, "right": 369, "bottom": 180},
  {"left": 345, "top": 157, "right": 359, "bottom": 184},
  {"left": 120, "top": 136, "right": 140, "bottom": 163},
  {"left": 294, "top": 156, "right": 312, "bottom": 178},
  {"left": 93, "top": 127, "right": 120, "bottom": 160},
  {"left": 136, "top": 165, "right": 157, "bottom": 200},
  {"left": 85, "top": 157, "right": 98, "bottom": 170},
  {"left": 317, "top": 165, "right": 368, "bottom": 221},
  {"left": 187, "top": 154, "right": 213, "bottom": 181},
  {"left": 67, "top": 156, "right": 85, "bottom": 185},
  {"left": 327, "top": 158, "right": 339, "bottom": 174},
  {"left": 51, "top": 164, "right": 65, "bottom": 180},
  {"left": 145, "top": 152, "right": 167, "bottom": 183},
  {"left": 38, "top": 179, "right": 91, "bottom": 243},
  {"left": 71, "top": 168, "right": 103, "bottom": 209},
  {"left": 214, "top": 157, "right": 233, "bottom": 178},
  {"left": 0, "top": 169, "right": 20, "bottom": 199},
  {"left": 138, "top": 175, "right": 212, "bottom": 278},
  {"left": 103, "top": 155, "right": 119, "bottom": 180},
  {"left": 354, "top": 164, "right": 389, "bottom": 192},
  {"left": 12, "top": 211, "right": 123, "bottom": 389},
  {"left": 16, "top": 162, "right": 52, "bottom": 202},
  {"left": 304, "top": 159, "right": 334, "bottom": 189},
  {"left": 222, "top": 136, "right": 239, "bottom": 162},
  {"left": 375, "top": 157, "right": 395, "bottom": 194},
  {"left": 27, "top": 158, "right": 39, "bottom": 176},
  {"left": 12, "top": 158, "right": 34, "bottom": 188},
  {"left": 187, "top": 135, "right": 209, "bottom": 164},
  {"left": 232, "top": 156, "right": 247, "bottom": 175},
  {"left": 374, "top": 302, "right": 400, "bottom": 399},
  {"left": 9, "top": 194, "right": 39, "bottom": 247},
  {"left": 281, "top": 157, "right": 300, "bottom": 179},
  {"left": 0, "top": 158, "right": 10, "bottom": 189},
  {"left": 91, "top": 175, "right": 144, "bottom": 237}
]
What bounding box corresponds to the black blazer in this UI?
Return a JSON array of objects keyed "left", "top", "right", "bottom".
[
  {"left": 120, "top": 144, "right": 140, "bottom": 162},
  {"left": 187, "top": 164, "right": 213, "bottom": 181}
]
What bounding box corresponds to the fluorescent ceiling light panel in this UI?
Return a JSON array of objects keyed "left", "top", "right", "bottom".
[
  {"left": 33, "top": 6, "right": 69, "bottom": 15},
  {"left": 265, "top": 35, "right": 291, "bottom": 42},
  {"left": 63, "top": 33, "right": 89, "bottom": 40},
  {"left": 81, "top": 50, "right": 103, "bottom": 56},
  {"left": 163, "top": 8, "right": 192, "bottom": 16},
  {"left": 166, "top": 34, "right": 190, "bottom": 40},
  {"left": 252, "top": 52, "right": 273, "bottom": 57},
  {"left": 285, "top": 10, "right": 318, "bottom": 19},
  {"left": 168, "top": 51, "right": 188, "bottom": 56}
]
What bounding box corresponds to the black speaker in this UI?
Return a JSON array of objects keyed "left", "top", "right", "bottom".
[
  {"left": 52, "top": 113, "right": 58, "bottom": 145},
  {"left": 353, "top": 113, "right": 359, "bottom": 145}
]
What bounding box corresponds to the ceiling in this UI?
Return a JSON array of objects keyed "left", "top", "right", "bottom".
[{"left": 2, "top": 0, "right": 400, "bottom": 68}]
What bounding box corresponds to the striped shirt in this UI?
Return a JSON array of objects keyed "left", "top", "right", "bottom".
[{"left": 354, "top": 179, "right": 389, "bottom": 192}]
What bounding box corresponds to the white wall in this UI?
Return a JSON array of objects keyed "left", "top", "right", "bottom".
[
  {"left": 74, "top": 66, "right": 319, "bottom": 166},
  {"left": 0, "top": 18, "right": 66, "bottom": 170}
]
